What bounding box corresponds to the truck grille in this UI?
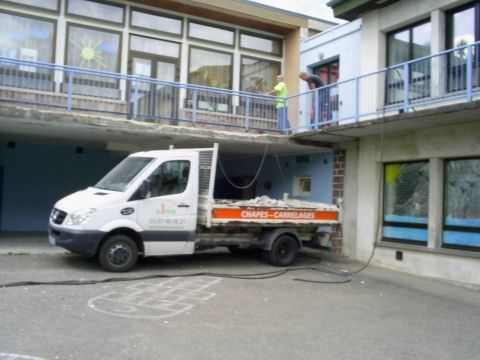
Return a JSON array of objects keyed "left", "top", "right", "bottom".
[{"left": 51, "top": 208, "right": 67, "bottom": 225}]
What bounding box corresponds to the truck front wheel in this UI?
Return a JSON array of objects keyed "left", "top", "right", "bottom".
[
  {"left": 98, "top": 234, "right": 138, "bottom": 272},
  {"left": 267, "top": 234, "right": 298, "bottom": 267}
]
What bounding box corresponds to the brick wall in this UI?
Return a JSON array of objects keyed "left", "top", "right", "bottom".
[{"left": 331, "top": 149, "right": 345, "bottom": 255}]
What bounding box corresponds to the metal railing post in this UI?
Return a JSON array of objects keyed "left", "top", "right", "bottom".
[
  {"left": 403, "top": 62, "right": 410, "bottom": 113},
  {"left": 192, "top": 89, "right": 197, "bottom": 125},
  {"left": 132, "top": 80, "right": 139, "bottom": 119},
  {"left": 315, "top": 88, "right": 320, "bottom": 129},
  {"left": 467, "top": 44, "right": 473, "bottom": 103},
  {"left": 245, "top": 96, "right": 250, "bottom": 131},
  {"left": 355, "top": 77, "right": 360, "bottom": 122},
  {"left": 67, "top": 70, "right": 73, "bottom": 112}
]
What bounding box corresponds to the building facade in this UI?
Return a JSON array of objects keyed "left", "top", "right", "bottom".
[
  {"left": 296, "top": 0, "right": 480, "bottom": 285},
  {"left": 0, "top": 0, "right": 337, "bottom": 232}
]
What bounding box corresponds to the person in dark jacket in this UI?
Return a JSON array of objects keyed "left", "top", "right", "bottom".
[{"left": 300, "top": 71, "right": 324, "bottom": 127}]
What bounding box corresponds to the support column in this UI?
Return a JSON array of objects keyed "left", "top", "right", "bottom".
[
  {"left": 431, "top": 9, "right": 446, "bottom": 99},
  {"left": 428, "top": 158, "right": 444, "bottom": 249},
  {"left": 331, "top": 149, "right": 346, "bottom": 255}
]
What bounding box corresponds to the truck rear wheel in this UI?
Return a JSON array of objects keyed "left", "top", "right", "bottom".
[
  {"left": 98, "top": 234, "right": 138, "bottom": 272},
  {"left": 267, "top": 234, "right": 298, "bottom": 267}
]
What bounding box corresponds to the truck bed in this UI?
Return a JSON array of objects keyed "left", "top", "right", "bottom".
[{"left": 200, "top": 196, "right": 339, "bottom": 227}]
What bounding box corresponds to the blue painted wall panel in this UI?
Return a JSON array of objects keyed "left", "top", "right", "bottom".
[
  {"left": 220, "top": 152, "right": 334, "bottom": 203},
  {"left": 383, "top": 226, "right": 428, "bottom": 242},
  {"left": 443, "top": 231, "right": 480, "bottom": 247},
  {"left": 0, "top": 142, "right": 125, "bottom": 231}
]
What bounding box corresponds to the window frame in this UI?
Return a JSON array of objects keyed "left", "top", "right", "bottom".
[
  {"left": 1, "top": 0, "right": 60, "bottom": 13},
  {"left": 65, "top": 0, "right": 126, "bottom": 26},
  {"left": 239, "top": 31, "right": 283, "bottom": 57},
  {"left": 64, "top": 22, "right": 123, "bottom": 73},
  {"left": 187, "top": 45, "right": 234, "bottom": 90},
  {"left": 442, "top": 156, "right": 480, "bottom": 252},
  {"left": 293, "top": 176, "right": 312, "bottom": 197},
  {"left": 445, "top": 1, "right": 479, "bottom": 50},
  {"left": 239, "top": 54, "right": 282, "bottom": 93},
  {"left": 382, "top": 160, "right": 430, "bottom": 246},
  {"left": 129, "top": 7, "right": 183, "bottom": 38},
  {"left": 187, "top": 19, "right": 236, "bottom": 48},
  {"left": 386, "top": 18, "right": 431, "bottom": 67},
  {"left": 0, "top": 9, "right": 57, "bottom": 64},
  {"left": 145, "top": 160, "right": 192, "bottom": 198}
]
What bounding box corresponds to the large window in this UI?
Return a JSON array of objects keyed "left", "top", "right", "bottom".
[
  {"left": 240, "top": 56, "right": 280, "bottom": 93},
  {"left": 383, "top": 162, "right": 429, "bottom": 245},
  {"left": 188, "top": 47, "right": 232, "bottom": 89},
  {"left": 386, "top": 21, "right": 431, "bottom": 104},
  {"left": 67, "top": 0, "right": 124, "bottom": 24},
  {"left": 188, "top": 21, "right": 235, "bottom": 46},
  {"left": 4, "top": 0, "right": 58, "bottom": 11},
  {"left": 66, "top": 24, "right": 121, "bottom": 97},
  {"left": 0, "top": 12, "right": 55, "bottom": 90},
  {"left": 130, "top": 9, "right": 182, "bottom": 36},
  {"left": 240, "top": 32, "right": 282, "bottom": 56},
  {"left": 446, "top": 4, "right": 479, "bottom": 92},
  {"left": 443, "top": 158, "right": 480, "bottom": 250},
  {"left": 188, "top": 47, "right": 233, "bottom": 112}
]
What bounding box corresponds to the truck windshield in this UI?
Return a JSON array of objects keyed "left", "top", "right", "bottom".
[{"left": 95, "top": 157, "right": 154, "bottom": 192}]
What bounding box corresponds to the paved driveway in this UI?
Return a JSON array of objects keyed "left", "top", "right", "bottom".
[{"left": 0, "top": 250, "right": 479, "bottom": 360}]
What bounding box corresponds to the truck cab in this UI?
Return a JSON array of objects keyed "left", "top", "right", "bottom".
[{"left": 49, "top": 148, "right": 202, "bottom": 271}]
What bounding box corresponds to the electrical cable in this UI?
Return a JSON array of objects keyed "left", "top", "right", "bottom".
[
  {"left": 0, "top": 256, "right": 352, "bottom": 288},
  {"left": 217, "top": 144, "right": 269, "bottom": 190}
]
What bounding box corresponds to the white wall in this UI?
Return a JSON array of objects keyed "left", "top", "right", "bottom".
[
  {"left": 299, "top": 20, "right": 362, "bottom": 129},
  {"left": 345, "top": 121, "right": 480, "bottom": 285}
]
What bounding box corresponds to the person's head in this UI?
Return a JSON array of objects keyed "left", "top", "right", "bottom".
[
  {"left": 276, "top": 75, "right": 284, "bottom": 83},
  {"left": 299, "top": 71, "right": 309, "bottom": 81}
]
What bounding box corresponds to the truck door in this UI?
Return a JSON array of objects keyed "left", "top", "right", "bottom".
[{"left": 136, "top": 153, "right": 199, "bottom": 256}]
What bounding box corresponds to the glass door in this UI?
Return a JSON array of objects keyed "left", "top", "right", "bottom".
[{"left": 129, "top": 54, "right": 179, "bottom": 121}]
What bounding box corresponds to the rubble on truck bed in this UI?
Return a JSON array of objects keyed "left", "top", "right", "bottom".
[{"left": 214, "top": 195, "right": 337, "bottom": 210}]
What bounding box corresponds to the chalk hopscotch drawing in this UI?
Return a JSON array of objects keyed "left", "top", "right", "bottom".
[
  {"left": 88, "top": 277, "right": 221, "bottom": 319},
  {"left": 0, "top": 354, "right": 46, "bottom": 360}
]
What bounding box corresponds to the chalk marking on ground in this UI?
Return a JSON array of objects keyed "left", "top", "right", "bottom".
[
  {"left": 0, "top": 353, "right": 46, "bottom": 360},
  {"left": 87, "top": 277, "right": 221, "bottom": 319}
]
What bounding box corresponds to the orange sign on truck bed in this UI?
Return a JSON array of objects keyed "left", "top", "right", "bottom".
[{"left": 212, "top": 207, "right": 338, "bottom": 223}]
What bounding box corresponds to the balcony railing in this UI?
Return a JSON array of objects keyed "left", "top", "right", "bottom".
[
  {"left": 1, "top": 42, "right": 480, "bottom": 136},
  {"left": 0, "top": 57, "right": 279, "bottom": 133},
  {"left": 287, "top": 42, "right": 480, "bottom": 132}
]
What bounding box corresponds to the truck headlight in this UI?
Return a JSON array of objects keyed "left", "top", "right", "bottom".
[{"left": 65, "top": 208, "right": 96, "bottom": 225}]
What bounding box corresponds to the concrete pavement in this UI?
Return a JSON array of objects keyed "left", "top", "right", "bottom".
[{"left": 0, "top": 245, "right": 479, "bottom": 360}]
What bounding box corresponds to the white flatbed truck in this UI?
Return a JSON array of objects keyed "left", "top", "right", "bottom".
[{"left": 49, "top": 144, "right": 339, "bottom": 271}]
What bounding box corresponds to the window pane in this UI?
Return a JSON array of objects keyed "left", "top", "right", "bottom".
[
  {"left": 189, "top": 22, "right": 234, "bottom": 46},
  {"left": 131, "top": 9, "right": 182, "bottom": 35},
  {"left": 67, "top": 25, "right": 120, "bottom": 72},
  {"left": 189, "top": 47, "right": 232, "bottom": 88},
  {"left": 0, "top": 12, "right": 54, "bottom": 62},
  {"left": 412, "top": 22, "right": 431, "bottom": 59},
  {"left": 130, "top": 35, "right": 180, "bottom": 58},
  {"left": 6, "top": 0, "right": 58, "bottom": 10},
  {"left": 240, "top": 56, "right": 280, "bottom": 93},
  {"left": 240, "top": 33, "right": 282, "bottom": 55},
  {"left": 449, "top": 6, "right": 475, "bottom": 48},
  {"left": 388, "top": 29, "right": 410, "bottom": 66},
  {"left": 383, "top": 162, "right": 429, "bottom": 244},
  {"left": 147, "top": 161, "right": 190, "bottom": 197},
  {"left": 67, "top": 0, "right": 124, "bottom": 23},
  {"left": 443, "top": 159, "right": 480, "bottom": 249},
  {"left": 96, "top": 157, "right": 154, "bottom": 192}
]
